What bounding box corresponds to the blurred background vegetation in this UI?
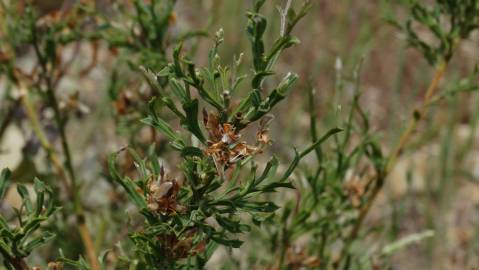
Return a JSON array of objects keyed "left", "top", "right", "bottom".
[{"left": 1, "top": 0, "right": 479, "bottom": 269}]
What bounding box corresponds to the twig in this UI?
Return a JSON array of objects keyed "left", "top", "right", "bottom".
[
  {"left": 0, "top": 246, "right": 30, "bottom": 270},
  {"left": 44, "top": 84, "right": 101, "bottom": 270},
  {"left": 18, "top": 84, "right": 71, "bottom": 194},
  {"left": 28, "top": 24, "right": 101, "bottom": 270},
  {"left": 345, "top": 60, "right": 448, "bottom": 251},
  {"left": 386, "top": 61, "right": 447, "bottom": 172},
  {"left": 10, "top": 256, "right": 29, "bottom": 270},
  {"left": 280, "top": 0, "right": 293, "bottom": 37},
  {"left": 277, "top": 223, "right": 289, "bottom": 269}
]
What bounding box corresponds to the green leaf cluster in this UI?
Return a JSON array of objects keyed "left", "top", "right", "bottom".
[{"left": 0, "top": 169, "right": 58, "bottom": 270}]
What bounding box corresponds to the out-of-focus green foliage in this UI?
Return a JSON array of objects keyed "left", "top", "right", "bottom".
[
  {"left": 1, "top": 0, "right": 479, "bottom": 269},
  {"left": 0, "top": 168, "right": 58, "bottom": 270}
]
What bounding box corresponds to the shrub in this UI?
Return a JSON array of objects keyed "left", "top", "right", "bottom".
[{"left": 0, "top": 0, "right": 478, "bottom": 269}]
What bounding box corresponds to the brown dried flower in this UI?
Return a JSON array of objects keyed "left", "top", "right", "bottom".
[
  {"left": 344, "top": 174, "right": 366, "bottom": 208},
  {"left": 203, "top": 111, "right": 272, "bottom": 173},
  {"left": 156, "top": 229, "right": 205, "bottom": 261},
  {"left": 146, "top": 167, "right": 184, "bottom": 215},
  {"left": 286, "top": 246, "right": 321, "bottom": 269},
  {"left": 47, "top": 262, "right": 64, "bottom": 270}
]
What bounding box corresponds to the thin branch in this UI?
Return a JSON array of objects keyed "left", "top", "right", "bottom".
[
  {"left": 346, "top": 60, "right": 448, "bottom": 249},
  {"left": 280, "top": 0, "right": 293, "bottom": 36},
  {"left": 29, "top": 21, "right": 101, "bottom": 270}
]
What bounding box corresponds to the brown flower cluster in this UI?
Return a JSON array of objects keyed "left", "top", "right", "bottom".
[
  {"left": 343, "top": 173, "right": 367, "bottom": 208},
  {"left": 146, "top": 167, "right": 185, "bottom": 215},
  {"left": 203, "top": 111, "right": 272, "bottom": 173},
  {"left": 155, "top": 229, "right": 206, "bottom": 262},
  {"left": 284, "top": 247, "right": 321, "bottom": 269},
  {"left": 265, "top": 246, "right": 321, "bottom": 270}
]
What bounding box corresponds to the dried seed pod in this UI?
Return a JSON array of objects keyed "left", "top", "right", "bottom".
[
  {"left": 152, "top": 181, "right": 173, "bottom": 200},
  {"left": 147, "top": 202, "right": 159, "bottom": 211},
  {"left": 47, "top": 261, "right": 64, "bottom": 270}
]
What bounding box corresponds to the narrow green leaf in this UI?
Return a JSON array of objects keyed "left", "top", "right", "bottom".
[
  {"left": 181, "top": 99, "right": 206, "bottom": 143},
  {"left": 169, "top": 78, "right": 188, "bottom": 102},
  {"left": 280, "top": 128, "right": 343, "bottom": 182},
  {"left": 381, "top": 230, "right": 435, "bottom": 256},
  {"left": 16, "top": 184, "right": 32, "bottom": 213},
  {"left": 0, "top": 168, "right": 11, "bottom": 199},
  {"left": 181, "top": 146, "right": 204, "bottom": 158},
  {"left": 108, "top": 153, "right": 148, "bottom": 210},
  {"left": 22, "top": 232, "right": 56, "bottom": 254}
]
